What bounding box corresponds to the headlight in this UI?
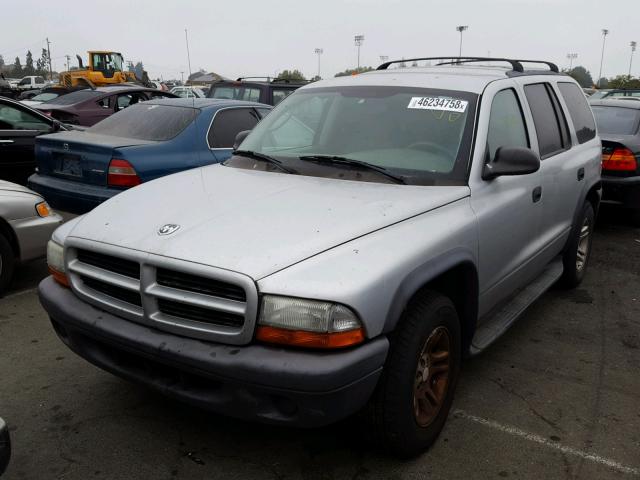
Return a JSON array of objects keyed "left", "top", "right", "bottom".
[
  {"left": 35, "top": 201, "right": 53, "bottom": 217},
  {"left": 47, "top": 240, "right": 69, "bottom": 287},
  {"left": 256, "top": 295, "right": 365, "bottom": 349}
]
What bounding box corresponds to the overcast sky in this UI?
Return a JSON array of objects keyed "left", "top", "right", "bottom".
[{"left": 3, "top": 0, "right": 638, "bottom": 82}]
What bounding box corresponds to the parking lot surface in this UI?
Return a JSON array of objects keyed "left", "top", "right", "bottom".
[{"left": 0, "top": 209, "right": 639, "bottom": 480}]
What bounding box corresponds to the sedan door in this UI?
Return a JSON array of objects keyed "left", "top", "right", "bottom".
[
  {"left": 206, "top": 107, "right": 262, "bottom": 163},
  {"left": 0, "top": 99, "right": 56, "bottom": 184}
]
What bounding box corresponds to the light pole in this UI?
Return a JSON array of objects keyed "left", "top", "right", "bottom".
[
  {"left": 630, "top": 41, "right": 637, "bottom": 77},
  {"left": 354, "top": 35, "right": 365, "bottom": 69},
  {"left": 598, "top": 29, "right": 609, "bottom": 88},
  {"left": 566, "top": 53, "right": 578, "bottom": 71},
  {"left": 456, "top": 26, "right": 468, "bottom": 57},
  {"left": 314, "top": 48, "right": 323, "bottom": 78}
]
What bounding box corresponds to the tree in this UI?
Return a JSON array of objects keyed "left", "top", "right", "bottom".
[
  {"left": 0, "top": 55, "right": 4, "bottom": 71},
  {"left": 607, "top": 75, "right": 640, "bottom": 89},
  {"left": 12, "top": 57, "right": 22, "bottom": 77},
  {"left": 567, "top": 66, "right": 593, "bottom": 88},
  {"left": 37, "top": 48, "right": 50, "bottom": 76},
  {"left": 277, "top": 69, "right": 306, "bottom": 81},
  {"left": 24, "top": 50, "right": 35, "bottom": 76},
  {"left": 334, "top": 66, "right": 374, "bottom": 77}
]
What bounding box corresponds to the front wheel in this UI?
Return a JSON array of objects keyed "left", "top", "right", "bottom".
[
  {"left": 0, "top": 234, "right": 15, "bottom": 295},
  {"left": 559, "top": 202, "right": 595, "bottom": 288},
  {"left": 363, "top": 291, "right": 461, "bottom": 457}
]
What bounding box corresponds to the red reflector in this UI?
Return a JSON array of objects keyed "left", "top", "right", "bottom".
[
  {"left": 602, "top": 148, "right": 637, "bottom": 172},
  {"left": 108, "top": 158, "right": 141, "bottom": 187}
]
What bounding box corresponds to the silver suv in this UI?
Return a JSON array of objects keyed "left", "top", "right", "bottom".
[{"left": 39, "top": 57, "right": 601, "bottom": 456}]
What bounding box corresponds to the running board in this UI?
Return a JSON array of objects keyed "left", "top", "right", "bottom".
[{"left": 470, "top": 259, "right": 564, "bottom": 355}]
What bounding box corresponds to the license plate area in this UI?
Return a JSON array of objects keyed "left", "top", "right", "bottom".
[{"left": 54, "top": 153, "right": 83, "bottom": 177}]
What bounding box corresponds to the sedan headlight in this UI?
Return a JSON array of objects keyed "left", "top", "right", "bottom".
[
  {"left": 47, "top": 240, "right": 69, "bottom": 287},
  {"left": 256, "top": 295, "right": 365, "bottom": 349}
]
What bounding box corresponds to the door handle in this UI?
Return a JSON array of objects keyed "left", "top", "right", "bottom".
[
  {"left": 0, "top": 140, "right": 14, "bottom": 144},
  {"left": 577, "top": 167, "right": 585, "bottom": 181},
  {"left": 532, "top": 186, "right": 542, "bottom": 203}
]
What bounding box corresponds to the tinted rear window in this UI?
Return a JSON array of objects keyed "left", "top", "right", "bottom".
[
  {"left": 524, "top": 83, "right": 567, "bottom": 157},
  {"left": 45, "top": 90, "right": 103, "bottom": 105},
  {"left": 591, "top": 106, "right": 640, "bottom": 135},
  {"left": 89, "top": 103, "right": 198, "bottom": 141},
  {"left": 558, "top": 82, "right": 597, "bottom": 144}
]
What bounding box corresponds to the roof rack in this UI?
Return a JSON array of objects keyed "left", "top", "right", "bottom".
[
  {"left": 376, "top": 56, "right": 560, "bottom": 74},
  {"left": 236, "top": 76, "right": 273, "bottom": 82}
]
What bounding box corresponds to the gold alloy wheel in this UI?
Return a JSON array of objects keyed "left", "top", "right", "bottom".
[{"left": 413, "top": 326, "right": 451, "bottom": 427}]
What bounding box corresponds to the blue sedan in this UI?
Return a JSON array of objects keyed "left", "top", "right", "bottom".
[{"left": 28, "top": 98, "right": 271, "bottom": 213}]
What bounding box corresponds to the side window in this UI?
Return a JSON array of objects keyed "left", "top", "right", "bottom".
[
  {"left": 487, "top": 89, "right": 529, "bottom": 160},
  {"left": 272, "top": 89, "right": 293, "bottom": 106},
  {"left": 97, "top": 97, "right": 110, "bottom": 109},
  {"left": 18, "top": 78, "right": 29, "bottom": 86},
  {"left": 208, "top": 108, "right": 259, "bottom": 148},
  {"left": 557, "top": 82, "right": 597, "bottom": 144},
  {"left": 36, "top": 77, "right": 45, "bottom": 84},
  {"left": 0, "top": 104, "right": 51, "bottom": 131},
  {"left": 524, "top": 83, "right": 569, "bottom": 158},
  {"left": 240, "top": 88, "right": 261, "bottom": 102}
]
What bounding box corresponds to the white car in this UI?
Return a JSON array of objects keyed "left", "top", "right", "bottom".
[
  {"left": 16, "top": 76, "right": 47, "bottom": 91},
  {"left": 169, "top": 86, "right": 205, "bottom": 98}
]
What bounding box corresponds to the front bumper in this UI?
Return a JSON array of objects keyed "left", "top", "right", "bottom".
[
  {"left": 39, "top": 277, "right": 388, "bottom": 427},
  {"left": 28, "top": 173, "right": 121, "bottom": 214},
  {"left": 9, "top": 211, "right": 62, "bottom": 262},
  {"left": 601, "top": 174, "right": 640, "bottom": 210}
]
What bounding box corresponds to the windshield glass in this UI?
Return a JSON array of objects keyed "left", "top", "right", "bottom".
[
  {"left": 233, "top": 86, "right": 477, "bottom": 185},
  {"left": 591, "top": 106, "right": 640, "bottom": 135},
  {"left": 89, "top": 103, "right": 198, "bottom": 141}
]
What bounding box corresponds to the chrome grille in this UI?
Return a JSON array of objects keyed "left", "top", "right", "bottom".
[{"left": 65, "top": 240, "right": 258, "bottom": 345}]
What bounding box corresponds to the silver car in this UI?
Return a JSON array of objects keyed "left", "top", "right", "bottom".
[
  {"left": 0, "top": 181, "right": 62, "bottom": 293},
  {"left": 39, "top": 57, "right": 601, "bottom": 456}
]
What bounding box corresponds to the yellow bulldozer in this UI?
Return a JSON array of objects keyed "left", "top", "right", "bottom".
[{"left": 58, "top": 51, "right": 149, "bottom": 88}]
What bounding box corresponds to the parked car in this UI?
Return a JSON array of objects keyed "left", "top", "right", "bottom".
[
  {"left": 599, "top": 89, "right": 640, "bottom": 99},
  {"left": 208, "top": 77, "right": 307, "bottom": 105},
  {"left": 34, "top": 86, "right": 177, "bottom": 126},
  {"left": 16, "top": 76, "right": 47, "bottom": 91},
  {"left": 28, "top": 98, "right": 271, "bottom": 213},
  {"left": 589, "top": 89, "right": 612, "bottom": 100},
  {"left": 38, "top": 57, "right": 601, "bottom": 457},
  {"left": 589, "top": 98, "right": 640, "bottom": 222},
  {"left": 0, "top": 417, "right": 9, "bottom": 477},
  {"left": 169, "top": 86, "right": 205, "bottom": 98},
  {"left": 0, "top": 96, "right": 73, "bottom": 185},
  {"left": 150, "top": 81, "right": 168, "bottom": 91},
  {"left": 0, "top": 180, "right": 62, "bottom": 293}
]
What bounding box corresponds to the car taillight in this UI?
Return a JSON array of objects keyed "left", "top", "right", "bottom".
[
  {"left": 108, "top": 159, "right": 141, "bottom": 187},
  {"left": 602, "top": 147, "right": 637, "bottom": 172}
]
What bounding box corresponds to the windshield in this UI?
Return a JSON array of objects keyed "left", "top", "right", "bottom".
[
  {"left": 89, "top": 103, "right": 198, "bottom": 141},
  {"left": 591, "top": 106, "right": 640, "bottom": 135},
  {"left": 233, "top": 86, "right": 477, "bottom": 185}
]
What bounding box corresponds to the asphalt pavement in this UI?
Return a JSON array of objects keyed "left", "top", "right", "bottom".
[{"left": 0, "top": 207, "right": 638, "bottom": 480}]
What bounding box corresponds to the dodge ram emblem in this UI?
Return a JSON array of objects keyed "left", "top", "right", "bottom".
[{"left": 158, "top": 224, "right": 180, "bottom": 236}]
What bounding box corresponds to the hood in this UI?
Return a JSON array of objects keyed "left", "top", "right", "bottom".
[
  {"left": 69, "top": 165, "right": 469, "bottom": 279},
  {"left": 0, "top": 180, "right": 40, "bottom": 197}
]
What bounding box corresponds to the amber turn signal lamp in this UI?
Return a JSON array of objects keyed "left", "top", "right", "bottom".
[
  {"left": 256, "top": 325, "right": 365, "bottom": 349},
  {"left": 49, "top": 266, "right": 70, "bottom": 288}
]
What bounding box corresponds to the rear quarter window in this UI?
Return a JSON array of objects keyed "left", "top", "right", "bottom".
[
  {"left": 89, "top": 103, "right": 198, "bottom": 141},
  {"left": 524, "top": 83, "right": 569, "bottom": 158},
  {"left": 557, "top": 82, "right": 596, "bottom": 144}
]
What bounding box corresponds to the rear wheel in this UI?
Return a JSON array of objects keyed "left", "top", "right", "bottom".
[
  {"left": 363, "top": 291, "right": 461, "bottom": 457},
  {"left": 0, "top": 234, "right": 15, "bottom": 295},
  {"left": 559, "top": 202, "right": 595, "bottom": 288}
]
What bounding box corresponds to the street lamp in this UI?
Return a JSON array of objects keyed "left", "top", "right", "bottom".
[
  {"left": 630, "top": 41, "right": 637, "bottom": 77},
  {"left": 354, "top": 34, "right": 365, "bottom": 69},
  {"left": 598, "top": 29, "right": 609, "bottom": 88},
  {"left": 314, "top": 48, "right": 323, "bottom": 79},
  {"left": 566, "top": 53, "right": 578, "bottom": 71},
  {"left": 456, "top": 25, "right": 468, "bottom": 57}
]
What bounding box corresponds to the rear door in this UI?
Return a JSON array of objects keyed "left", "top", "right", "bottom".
[
  {"left": 206, "top": 107, "right": 261, "bottom": 162},
  {"left": 0, "top": 99, "right": 54, "bottom": 184}
]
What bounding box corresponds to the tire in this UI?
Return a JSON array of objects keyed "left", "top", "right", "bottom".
[
  {"left": 0, "top": 233, "right": 15, "bottom": 295},
  {"left": 559, "top": 202, "right": 595, "bottom": 289},
  {"left": 363, "top": 291, "right": 461, "bottom": 457}
]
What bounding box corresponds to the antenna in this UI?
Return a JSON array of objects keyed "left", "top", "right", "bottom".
[{"left": 185, "top": 28, "right": 193, "bottom": 82}]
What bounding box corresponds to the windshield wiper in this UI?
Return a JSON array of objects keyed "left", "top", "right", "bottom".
[
  {"left": 233, "top": 150, "right": 296, "bottom": 174},
  {"left": 298, "top": 155, "right": 406, "bottom": 184}
]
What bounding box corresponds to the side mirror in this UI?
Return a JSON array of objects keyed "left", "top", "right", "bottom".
[
  {"left": 233, "top": 130, "right": 251, "bottom": 150},
  {"left": 482, "top": 146, "right": 540, "bottom": 180},
  {"left": 0, "top": 417, "right": 11, "bottom": 476}
]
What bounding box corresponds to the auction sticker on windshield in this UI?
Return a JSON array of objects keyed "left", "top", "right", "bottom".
[{"left": 408, "top": 97, "right": 468, "bottom": 113}]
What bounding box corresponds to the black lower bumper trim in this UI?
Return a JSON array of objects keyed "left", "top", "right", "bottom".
[{"left": 39, "top": 277, "right": 388, "bottom": 427}]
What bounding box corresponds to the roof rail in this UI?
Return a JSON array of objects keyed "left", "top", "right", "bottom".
[
  {"left": 512, "top": 59, "right": 559, "bottom": 73},
  {"left": 377, "top": 57, "right": 525, "bottom": 72},
  {"left": 235, "top": 76, "right": 273, "bottom": 82}
]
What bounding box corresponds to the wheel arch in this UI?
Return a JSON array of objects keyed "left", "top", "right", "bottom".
[
  {"left": 384, "top": 249, "right": 479, "bottom": 356},
  {"left": 0, "top": 218, "right": 20, "bottom": 260}
]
